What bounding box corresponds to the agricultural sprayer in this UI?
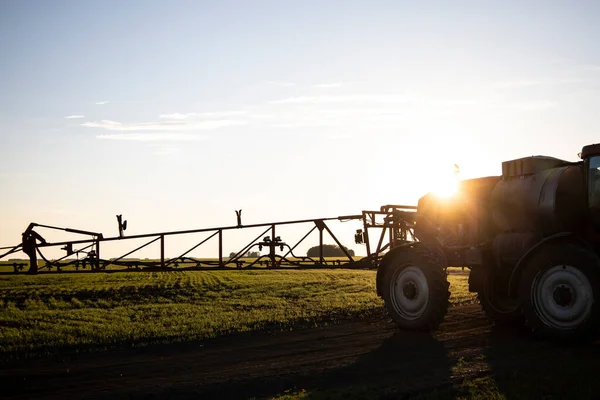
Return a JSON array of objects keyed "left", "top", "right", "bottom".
[{"left": 1, "top": 143, "right": 599, "bottom": 342}]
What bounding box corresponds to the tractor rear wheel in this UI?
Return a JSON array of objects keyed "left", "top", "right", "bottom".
[
  {"left": 519, "top": 242, "right": 600, "bottom": 342},
  {"left": 381, "top": 246, "right": 450, "bottom": 331},
  {"left": 478, "top": 269, "right": 523, "bottom": 326}
]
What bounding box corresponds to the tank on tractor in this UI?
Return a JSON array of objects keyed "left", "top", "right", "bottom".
[{"left": 377, "top": 143, "right": 600, "bottom": 342}]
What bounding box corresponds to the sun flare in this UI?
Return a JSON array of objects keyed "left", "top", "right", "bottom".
[
  {"left": 428, "top": 164, "right": 460, "bottom": 198},
  {"left": 431, "top": 178, "right": 459, "bottom": 198}
]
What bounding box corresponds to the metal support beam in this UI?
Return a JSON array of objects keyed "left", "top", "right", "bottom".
[
  {"left": 165, "top": 231, "right": 219, "bottom": 267},
  {"left": 218, "top": 230, "right": 223, "bottom": 267},
  {"left": 321, "top": 222, "right": 354, "bottom": 262},
  {"left": 0, "top": 205, "right": 418, "bottom": 274},
  {"left": 160, "top": 235, "right": 165, "bottom": 269},
  {"left": 316, "top": 220, "right": 324, "bottom": 264}
]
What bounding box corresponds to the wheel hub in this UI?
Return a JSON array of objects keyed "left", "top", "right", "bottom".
[
  {"left": 552, "top": 284, "right": 573, "bottom": 307},
  {"left": 532, "top": 264, "right": 593, "bottom": 329},
  {"left": 403, "top": 282, "right": 418, "bottom": 300},
  {"left": 389, "top": 265, "right": 430, "bottom": 320}
]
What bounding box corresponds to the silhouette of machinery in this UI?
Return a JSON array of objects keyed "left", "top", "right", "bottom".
[
  {"left": 377, "top": 143, "right": 600, "bottom": 343},
  {"left": 2, "top": 142, "right": 599, "bottom": 344}
]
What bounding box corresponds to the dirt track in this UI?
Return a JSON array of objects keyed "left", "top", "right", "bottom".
[{"left": 2, "top": 303, "right": 600, "bottom": 399}]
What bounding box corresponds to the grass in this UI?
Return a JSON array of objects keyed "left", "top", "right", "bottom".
[
  {"left": 267, "top": 362, "right": 600, "bottom": 400},
  {"left": 0, "top": 268, "right": 474, "bottom": 360},
  {"left": 267, "top": 351, "right": 600, "bottom": 400},
  {"left": 0, "top": 256, "right": 362, "bottom": 273},
  {"left": 266, "top": 378, "right": 506, "bottom": 400}
]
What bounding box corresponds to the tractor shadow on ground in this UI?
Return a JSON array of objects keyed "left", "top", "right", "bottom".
[
  {"left": 482, "top": 324, "right": 600, "bottom": 400},
  {"left": 104, "top": 312, "right": 600, "bottom": 400},
  {"left": 182, "top": 323, "right": 600, "bottom": 400},
  {"left": 292, "top": 329, "right": 454, "bottom": 399},
  {"left": 165, "top": 327, "right": 455, "bottom": 400}
]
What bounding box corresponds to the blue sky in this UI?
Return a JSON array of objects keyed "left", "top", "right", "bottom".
[{"left": 1, "top": 0, "right": 599, "bottom": 258}]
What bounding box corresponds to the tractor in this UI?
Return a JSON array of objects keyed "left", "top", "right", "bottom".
[{"left": 377, "top": 143, "right": 600, "bottom": 342}]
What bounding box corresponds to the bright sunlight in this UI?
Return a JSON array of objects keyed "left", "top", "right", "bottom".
[
  {"left": 431, "top": 177, "right": 459, "bottom": 197},
  {"left": 429, "top": 164, "right": 460, "bottom": 198}
]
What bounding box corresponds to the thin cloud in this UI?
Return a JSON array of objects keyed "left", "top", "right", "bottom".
[
  {"left": 159, "top": 111, "right": 249, "bottom": 119},
  {"left": 490, "top": 78, "right": 588, "bottom": 89},
  {"left": 268, "top": 120, "right": 348, "bottom": 129},
  {"left": 96, "top": 133, "right": 209, "bottom": 142},
  {"left": 198, "top": 110, "right": 249, "bottom": 117},
  {"left": 267, "top": 93, "right": 551, "bottom": 113},
  {"left": 95, "top": 101, "right": 110, "bottom": 105},
  {"left": 268, "top": 80, "right": 296, "bottom": 87},
  {"left": 82, "top": 119, "right": 247, "bottom": 132},
  {"left": 313, "top": 82, "right": 344, "bottom": 88},
  {"left": 159, "top": 113, "right": 198, "bottom": 120},
  {"left": 65, "top": 115, "right": 85, "bottom": 119},
  {"left": 269, "top": 94, "right": 410, "bottom": 105},
  {"left": 269, "top": 123, "right": 297, "bottom": 128}
]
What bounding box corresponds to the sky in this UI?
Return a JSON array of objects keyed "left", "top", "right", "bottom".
[{"left": 1, "top": 0, "right": 600, "bottom": 259}]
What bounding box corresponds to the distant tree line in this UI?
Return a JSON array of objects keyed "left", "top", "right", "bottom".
[
  {"left": 307, "top": 244, "right": 355, "bottom": 257},
  {"left": 230, "top": 251, "right": 261, "bottom": 258}
]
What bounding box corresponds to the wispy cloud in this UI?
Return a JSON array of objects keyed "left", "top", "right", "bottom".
[
  {"left": 65, "top": 115, "right": 85, "bottom": 119},
  {"left": 269, "top": 94, "right": 410, "bottom": 105},
  {"left": 159, "top": 111, "right": 248, "bottom": 120},
  {"left": 490, "top": 77, "right": 589, "bottom": 90},
  {"left": 83, "top": 86, "right": 561, "bottom": 144},
  {"left": 159, "top": 113, "right": 197, "bottom": 120},
  {"left": 313, "top": 82, "right": 344, "bottom": 88},
  {"left": 267, "top": 92, "right": 558, "bottom": 114},
  {"left": 96, "top": 133, "right": 208, "bottom": 142},
  {"left": 268, "top": 80, "right": 296, "bottom": 87},
  {"left": 95, "top": 101, "right": 110, "bottom": 105},
  {"left": 82, "top": 119, "right": 247, "bottom": 132},
  {"left": 197, "top": 110, "right": 249, "bottom": 118},
  {"left": 83, "top": 120, "right": 183, "bottom": 131}
]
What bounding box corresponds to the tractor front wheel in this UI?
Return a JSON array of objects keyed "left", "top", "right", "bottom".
[{"left": 381, "top": 247, "right": 450, "bottom": 331}]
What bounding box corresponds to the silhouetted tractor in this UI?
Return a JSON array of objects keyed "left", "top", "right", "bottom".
[{"left": 377, "top": 143, "right": 600, "bottom": 342}]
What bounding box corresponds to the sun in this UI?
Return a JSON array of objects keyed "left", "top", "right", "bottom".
[
  {"left": 390, "top": 160, "right": 461, "bottom": 204},
  {"left": 429, "top": 164, "right": 460, "bottom": 198},
  {"left": 431, "top": 177, "right": 459, "bottom": 198}
]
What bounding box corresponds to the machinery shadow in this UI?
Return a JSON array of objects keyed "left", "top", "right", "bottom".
[
  {"left": 172, "top": 329, "right": 454, "bottom": 400},
  {"left": 482, "top": 324, "right": 600, "bottom": 400},
  {"left": 184, "top": 322, "right": 600, "bottom": 400}
]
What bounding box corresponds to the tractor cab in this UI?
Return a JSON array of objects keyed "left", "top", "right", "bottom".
[{"left": 582, "top": 143, "right": 600, "bottom": 231}]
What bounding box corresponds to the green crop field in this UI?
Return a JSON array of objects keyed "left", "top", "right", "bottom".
[
  {"left": 0, "top": 256, "right": 363, "bottom": 273},
  {"left": 0, "top": 268, "right": 475, "bottom": 361}
]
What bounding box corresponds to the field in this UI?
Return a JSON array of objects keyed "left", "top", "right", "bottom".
[
  {"left": 0, "top": 256, "right": 366, "bottom": 273},
  {"left": 1, "top": 267, "right": 599, "bottom": 400},
  {"left": 0, "top": 268, "right": 473, "bottom": 360}
]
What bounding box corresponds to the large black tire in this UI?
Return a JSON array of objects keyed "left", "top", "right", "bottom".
[
  {"left": 477, "top": 268, "right": 524, "bottom": 326},
  {"left": 380, "top": 246, "right": 450, "bottom": 331},
  {"left": 519, "top": 242, "right": 600, "bottom": 342}
]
